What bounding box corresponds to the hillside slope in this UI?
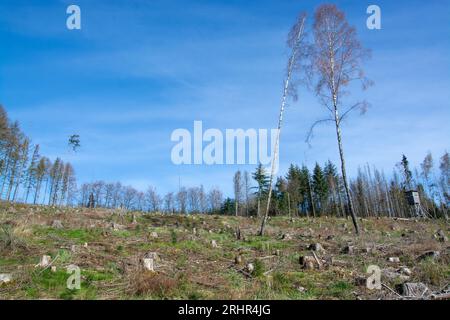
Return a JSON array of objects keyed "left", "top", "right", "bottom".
[{"left": 0, "top": 203, "right": 448, "bottom": 300}]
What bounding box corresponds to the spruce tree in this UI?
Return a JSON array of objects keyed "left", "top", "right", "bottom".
[
  {"left": 312, "top": 163, "right": 328, "bottom": 214},
  {"left": 252, "top": 163, "right": 269, "bottom": 217}
]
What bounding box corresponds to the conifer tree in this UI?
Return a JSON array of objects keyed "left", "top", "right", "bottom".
[
  {"left": 252, "top": 163, "right": 269, "bottom": 217},
  {"left": 312, "top": 163, "right": 328, "bottom": 214},
  {"left": 25, "top": 144, "right": 40, "bottom": 202}
]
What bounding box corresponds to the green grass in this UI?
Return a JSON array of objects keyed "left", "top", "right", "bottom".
[
  {"left": 113, "top": 230, "right": 134, "bottom": 238},
  {"left": 83, "top": 269, "right": 115, "bottom": 282},
  {"left": 224, "top": 269, "right": 245, "bottom": 289},
  {"left": 34, "top": 226, "right": 103, "bottom": 244},
  {"left": 327, "top": 280, "right": 355, "bottom": 299},
  {"left": 0, "top": 256, "right": 23, "bottom": 266},
  {"left": 29, "top": 268, "right": 71, "bottom": 298},
  {"left": 252, "top": 259, "right": 265, "bottom": 277},
  {"left": 56, "top": 249, "right": 72, "bottom": 263},
  {"left": 27, "top": 268, "right": 99, "bottom": 300}
]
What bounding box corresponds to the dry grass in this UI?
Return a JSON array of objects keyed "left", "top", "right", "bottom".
[{"left": 128, "top": 271, "right": 179, "bottom": 297}]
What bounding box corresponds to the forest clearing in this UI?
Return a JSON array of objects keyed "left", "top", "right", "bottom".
[
  {"left": 0, "top": 203, "right": 448, "bottom": 300},
  {"left": 1, "top": 0, "right": 449, "bottom": 309}
]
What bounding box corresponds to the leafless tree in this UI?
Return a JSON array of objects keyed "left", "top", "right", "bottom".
[
  {"left": 187, "top": 186, "right": 201, "bottom": 213},
  {"left": 65, "top": 164, "right": 77, "bottom": 206},
  {"left": 123, "top": 186, "right": 137, "bottom": 209},
  {"left": 243, "top": 171, "right": 251, "bottom": 216},
  {"left": 48, "top": 158, "right": 63, "bottom": 205},
  {"left": 233, "top": 170, "right": 243, "bottom": 216},
  {"left": 111, "top": 182, "right": 122, "bottom": 208},
  {"left": 208, "top": 187, "right": 223, "bottom": 213},
  {"left": 307, "top": 4, "right": 373, "bottom": 234},
  {"left": 136, "top": 191, "right": 145, "bottom": 211},
  {"left": 33, "top": 157, "right": 49, "bottom": 204},
  {"left": 176, "top": 187, "right": 188, "bottom": 214},
  {"left": 199, "top": 185, "right": 207, "bottom": 213},
  {"left": 259, "top": 12, "right": 308, "bottom": 236},
  {"left": 91, "top": 181, "right": 105, "bottom": 207},
  {"left": 439, "top": 152, "right": 449, "bottom": 212},
  {"left": 145, "top": 186, "right": 161, "bottom": 212},
  {"left": 59, "top": 163, "right": 76, "bottom": 206},
  {"left": 164, "top": 191, "right": 175, "bottom": 214},
  {"left": 104, "top": 183, "right": 115, "bottom": 208},
  {"left": 24, "top": 144, "right": 39, "bottom": 202}
]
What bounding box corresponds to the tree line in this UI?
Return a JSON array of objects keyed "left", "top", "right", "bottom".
[
  {"left": 0, "top": 105, "right": 77, "bottom": 206},
  {"left": 79, "top": 181, "right": 224, "bottom": 214},
  {"left": 1, "top": 104, "right": 448, "bottom": 219},
  {"left": 87, "top": 153, "right": 447, "bottom": 218},
  {"left": 230, "top": 154, "right": 449, "bottom": 219}
]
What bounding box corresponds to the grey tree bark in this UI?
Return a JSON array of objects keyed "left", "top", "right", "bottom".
[{"left": 259, "top": 15, "right": 306, "bottom": 236}]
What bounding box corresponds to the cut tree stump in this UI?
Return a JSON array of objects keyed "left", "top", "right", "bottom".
[
  {"left": 0, "top": 274, "right": 12, "bottom": 285},
  {"left": 308, "top": 243, "right": 326, "bottom": 254},
  {"left": 36, "top": 255, "right": 52, "bottom": 268},
  {"left": 150, "top": 232, "right": 158, "bottom": 238},
  {"left": 398, "top": 282, "right": 429, "bottom": 297},
  {"left": 299, "top": 255, "right": 317, "bottom": 270},
  {"left": 417, "top": 251, "right": 440, "bottom": 261},
  {"left": 143, "top": 258, "right": 154, "bottom": 272},
  {"left": 341, "top": 245, "right": 354, "bottom": 255},
  {"left": 51, "top": 220, "right": 64, "bottom": 229}
]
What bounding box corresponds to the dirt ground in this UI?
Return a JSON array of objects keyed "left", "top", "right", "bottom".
[{"left": 0, "top": 202, "right": 448, "bottom": 300}]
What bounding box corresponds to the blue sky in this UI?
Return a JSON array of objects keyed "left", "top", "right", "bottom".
[{"left": 0, "top": 0, "right": 449, "bottom": 196}]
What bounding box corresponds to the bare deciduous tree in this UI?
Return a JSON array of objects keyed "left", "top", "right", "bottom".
[
  {"left": 208, "top": 187, "right": 223, "bottom": 213},
  {"left": 439, "top": 152, "right": 449, "bottom": 213},
  {"left": 164, "top": 192, "right": 175, "bottom": 214},
  {"left": 233, "top": 170, "right": 243, "bottom": 216},
  {"left": 199, "top": 185, "right": 207, "bottom": 213},
  {"left": 145, "top": 186, "right": 162, "bottom": 213},
  {"left": 243, "top": 171, "right": 251, "bottom": 216},
  {"left": 259, "top": 12, "right": 308, "bottom": 236},
  {"left": 187, "top": 186, "right": 201, "bottom": 213},
  {"left": 176, "top": 187, "right": 188, "bottom": 214},
  {"left": 307, "top": 4, "right": 373, "bottom": 234}
]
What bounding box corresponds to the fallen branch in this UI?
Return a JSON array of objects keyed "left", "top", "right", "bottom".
[
  {"left": 430, "top": 292, "right": 450, "bottom": 300},
  {"left": 191, "top": 279, "right": 221, "bottom": 289},
  {"left": 236, "top": 267, "right": 252, "bottom": 278},
  {"left": 311, "top": 250, "right": 322, "bottom": 268},
  {"left": 382, "top": 283, "right": 402, "bottom": 298},
  {"left": 263, "top": 269, "right": 275, "bottom": 276},
  {"left": 256, "top": 255, "right": 277, "bottom": 260}
]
